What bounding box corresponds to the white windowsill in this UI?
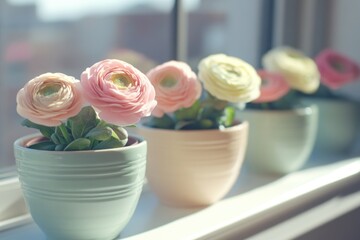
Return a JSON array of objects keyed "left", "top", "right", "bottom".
[
  {"left": 0, "top": 176, "right": 31, "bottom": 232},
  {"left": 0, "top": 151, "right": 360, "bottom": 240}
]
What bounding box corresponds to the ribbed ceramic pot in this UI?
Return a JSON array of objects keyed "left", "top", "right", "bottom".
[
  {"left": 137, "top": 122, "right": 248, "bottom": 207},
  {"left": 242, "top": 105, "right": 318, "bottom": 175},
  {"left": 304, "top": 98, "right": 360, "bottom": 153},
  {"left": 14, "top": 134, "right": 146, "bottom": 240}
]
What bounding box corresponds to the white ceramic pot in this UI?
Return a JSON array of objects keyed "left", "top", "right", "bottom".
[
  {"left": 14, "top": 134, "right": 147, "bottom": 240},
  {"left": 304, "top": 98, "right": 360, "bottom": 153},
  {"left": 242, "top": 105, "right": 318, "bottom": 175},
  {"left": 137, "top": 122, "right": 248, "bottom": 207}
]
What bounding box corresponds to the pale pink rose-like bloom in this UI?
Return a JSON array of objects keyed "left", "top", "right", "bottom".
[
  {"left": 81, "top": 59, "right": 157, "bottom": 126},
  {"left": 16, "top": 73, "right": 84, "bottom": 127},
  {"left": 146, "top": 61, "right": 201, "bottom": 118},
  {"left": 253, "top": 70, "right": 290, "bottom": 103},
  {"left": 262, "top": 46, "right": 320, "bottom": 94},
  {"left": 315, "top": 49, "right": 360, "bottom": 89}
]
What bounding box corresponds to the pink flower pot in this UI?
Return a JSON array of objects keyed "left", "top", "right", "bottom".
[{"left": 137, "top": 122, "right": 248, "bottom": 207}]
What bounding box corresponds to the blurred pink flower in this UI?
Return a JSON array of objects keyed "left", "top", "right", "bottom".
[
  {"left": 253, "top": 70, "right": 290, "bottom": 103},
  {"left": 81, "top": 59, "right": 157, "bottom": 126},
  {"left": 147, "top": 61, "right": 201, "bottom": 117},
  {"left": 315, "top": 49, "right": 360, "bottom": 89},
  {"left": 16, "top": 73, "right": 84, "bottom": 126}
]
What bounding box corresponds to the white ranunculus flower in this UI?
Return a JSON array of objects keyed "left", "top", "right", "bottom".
[
  {"left": 198, "top": 54, "right": 261, "bottom": 103},
  {"left": 262, "top": 46, "right": 320, "bottom": 93}
]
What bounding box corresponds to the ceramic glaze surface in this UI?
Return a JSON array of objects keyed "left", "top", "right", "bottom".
[
  {"left": 242, "top": 105, "right": 318, "bottom": 175},
  {"left": 306, "top": 98, "right": 360, "bottom": 153},
  {"left": 14, "top": 134, "right": 147, "bottom": 240},
  {"left": 137, "top": 122, "right": 248, "bottom": 207}
]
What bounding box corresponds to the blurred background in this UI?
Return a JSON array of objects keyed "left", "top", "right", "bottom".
[{"left": 0, "top": 0, "right": 359, "bottom": 167}]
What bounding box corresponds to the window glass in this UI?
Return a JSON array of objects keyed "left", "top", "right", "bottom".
[
  {"left": 183, "top": 0, "right": 270, "bottom": 68},
  {"left": 0, "top": 0, "right": 174, "bottom": 168}
]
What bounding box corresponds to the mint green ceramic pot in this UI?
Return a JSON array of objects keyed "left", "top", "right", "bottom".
[
  {"left": 303, "top": 98, "right": 360, "bottom": 153},
  {"left": 242, "top": 105, "right": 318, "bottom": 175},
  {"left": 14, "top": 134, "right": 146, "bottom": 240}
]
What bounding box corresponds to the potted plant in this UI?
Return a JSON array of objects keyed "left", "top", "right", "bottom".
[
  {"left": 136, "top": 54, "right": 261, "bottom": 207},
  {"left": 244, "top": 46, "right": 319, "bottom": 175},
  {"left": 306, "top": 49, "right": 360, "bottom": 153},
  {"left": 14, "top": 59, "right": 157, "bottom": 240}
]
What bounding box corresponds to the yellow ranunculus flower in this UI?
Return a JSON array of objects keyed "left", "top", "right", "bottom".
[
  {"left": 262, "top": 46, "right": 320, "bottom": 93},
  {"left": 198, "top": 54, "right": 261, "bottom": 103}
]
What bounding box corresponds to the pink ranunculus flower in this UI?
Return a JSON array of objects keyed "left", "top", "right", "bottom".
[
  {"left": 81, "top": 59, "right": 157, "bottom": 126},
  {"left": 315, "top": 49, "right": 360, "bottom": 89},
  {"left": 253, "top": 70, "right": 290, "bottom": 103},
  {"left": 147, "top": 61, "right": 201, "bottom": 118},
  {"left": 16, "top": 73, "right": 84, "bottom": 127}
]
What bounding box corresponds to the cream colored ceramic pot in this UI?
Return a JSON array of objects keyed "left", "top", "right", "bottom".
[
  {"left": 242, "top": 105, "right": 318, "bottom": 175},
  {"left": 137, "top": 122, "right": 248, "bottom": 207},
  {"left": 304, "top": 98, "right": 360, "bottom": 153}
]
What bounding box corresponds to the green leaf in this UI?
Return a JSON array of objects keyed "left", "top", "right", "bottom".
[
  {"left": 55, "top": 144, "right": 66, "bottom": 151},
  {"left": 199, "top": 119, "right": 214, "bottom": 129},
  {"left": 28, "top": 141, "right": 56, "bottom": 151},
  {"left": 68, "top": 106, "right": 98, "bottom": 139},
  {"left": 58, "top": 124, "right": 72, "bottom": 143},
  {"left": 55, "top": 124, "right": 74, "bottom": 144},
  {"left": 55, "top": 127, "right": 68, "bottom": 144},
  {"left": 109, "top": 125, "right": 128, "bottom": 146},
  {"left": 93, "top": 137, "right": 125, "bottom": 150},
  {"left": 174, "top": 100, "right": 201, "bottom": 121},
  {"left": 90, "top": 139, "right": 100, "bottom": 149},
  {"left": 21, "top": 119, "right": 55, "bottom": 138},
  {"left": 174, "top": 120, "right": 197, "bottom": 130},
  {"left": 219, "top": 106, "right": 235, "bottom": 127},
  {"left": 64, "top": 138, "right": 91, "bottom": 151},
  {"left": 96, "top": 120, "right": 107, "bottom": 127},
  {"left": 66, "top": 120, "right": 72, "bottom": 129},
  {"left": 50, "top": 133, "right": 61, "bottom": 144},
  {"left": 85, "top": 126, "right": 113, "bottom": 141},
  {"left": 55, "top": 126, "right": 63, "bottom": 137},
  {"left": 203, "top": 92, "right": 228, "bottom": 110},
  {"left": 145, "top": 114, "right": 175, "bottom": 129},
  {"left": 198, "top": 106, "right": 217, "bottom": 120}
]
